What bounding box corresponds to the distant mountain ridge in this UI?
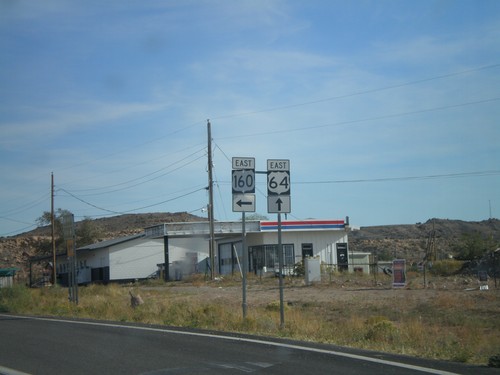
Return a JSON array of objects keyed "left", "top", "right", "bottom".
[{"left": 22, "top": 211, "right": 207, "bottom": 238}]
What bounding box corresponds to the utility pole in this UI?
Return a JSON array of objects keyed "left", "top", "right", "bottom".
[
  {"left": 207, "top": 120, "right": 216, "bottom": 279},
  {"left": 51, "top": 172, "right": 56, "bottom": 286}
]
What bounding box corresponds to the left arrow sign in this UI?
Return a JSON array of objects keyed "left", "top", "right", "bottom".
[
  {"left": 237, "top": 200, "right": 253, "bottom": 207},
  {"left": 233, "top": 194, "right": 256, "bottom": 212}
]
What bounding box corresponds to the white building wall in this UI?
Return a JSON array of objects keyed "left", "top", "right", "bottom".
[
  {"left": 77, "top": 248, "right": 109, "bottom": 269},
  {"left": 348, "top": 253, "right": 371, "bottom": 273},
  {"left": 168, "top": 237, "right": 210, "bottom": 279},
  {"left": 109, "top": 238, "right": 164, "bottom": 280},
  {"left": 247, "top": 230, "right": 349, "bottom": 265}
]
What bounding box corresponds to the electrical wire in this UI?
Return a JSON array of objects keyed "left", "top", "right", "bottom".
[
  {"left": 0, "top": 192, "right": 50, "bottom": 216},
  {"left": 294, "top": 170, "right": 500, "bottom": 185},
  {"left": 58, "top": 142, "right": 207, "bottom": 190},
  {"left": 1, "top": 223, "right": 37, "bottom": 237},
  {"left": 65, "top": 146, "right": 207, "bottom": 194},
  {"left": 43, "top": 63, "right": 500, "bottom": 177},
  {"left": 214, "top": 170, "right": 500, "bottom": 187},
  {"left": 216, "top": 97, "right": 500, "bottom": 140},
  {"left": 53, "top": 121, "right": 205, "bottom": 173},
  {"left": 209, "top": 63, "right": 500, "bottom": 120},
  {"left": 59, "top": 186, "right": 207, "bottom": 216}
]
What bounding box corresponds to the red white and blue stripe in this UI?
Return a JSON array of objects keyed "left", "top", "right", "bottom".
[{"left": 260, "top": 220, "right": 345, "bottom": 231}]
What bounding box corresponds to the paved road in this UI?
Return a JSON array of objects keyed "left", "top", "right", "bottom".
[{"left": 0, "top": 314, "right": 497, "bottom": 375}]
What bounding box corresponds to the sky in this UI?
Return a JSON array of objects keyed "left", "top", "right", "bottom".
[{"left": 1, "top": 0, "right": 499, "bottom": 236}]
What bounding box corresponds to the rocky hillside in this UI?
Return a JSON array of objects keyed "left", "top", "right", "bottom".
[
  {"left": 25, "top": 211, "right": 206, "bottom": 238},
  {"left": 0, "top": 212, "right": 205, "bottom": 281},
  {"left": 349, "top": 218, "right": 500, "bottom": 263}
]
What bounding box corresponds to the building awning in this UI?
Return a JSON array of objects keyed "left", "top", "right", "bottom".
[{"left": 0, "top": 268, "right": 20, "bottom": 277}]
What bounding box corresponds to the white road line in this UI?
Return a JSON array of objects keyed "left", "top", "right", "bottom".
[
  {"left": 0, "top": 314, "right": 460, "bottom": 375},
  {"left": 0, "top": 365, "right": 31, "bottom": 375}
]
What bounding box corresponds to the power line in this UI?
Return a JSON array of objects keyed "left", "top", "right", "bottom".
[
  {"left": 215, "top": 170, "right": 500, "bottom": 187},
  {"left": 209, "top": 63, "right": 500, "bottom": 121},
  {"left": 44, "top": 63, "right": 500, "bottom": 177},
  {"left": 59, "top": 188, "right": 123, "bottom": 215},
  {"left": 0, "top": 223, "right": 37, "bottom": 237},
  {"left": 294, "top": 170, "right": 500, "bottom": 185},
  {"left": 58, "top": 142, "right": 207, "bottom": 190},
  {"left": 53, "top": 121, "right": 205, "bottom": 174},
  {"left": 217, "top": 97, "right": 500, "bottom": 140},
  {"left": 0, "top": 191, "right": 50, "bottom": 217},
  {"left": 66, "top": 146, "right": 207, "bottom": 195},
  {"left": 59, "top": 186, "right": 207, "bottom": 217}
]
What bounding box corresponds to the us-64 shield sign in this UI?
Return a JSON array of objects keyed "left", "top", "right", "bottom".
[
  {"left": 267, "top": 171, "right": 290, "bottom": 195},
  {"left": 267, "top": 159, "right": 291, "bottom": 213}
]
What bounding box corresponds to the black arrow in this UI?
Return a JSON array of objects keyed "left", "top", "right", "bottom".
[
  {"left": 276, "top": 198, "right": 283, "bottom": 211},
  {"left": 237, "top": 200, "right": 252, "bottom": 207}
]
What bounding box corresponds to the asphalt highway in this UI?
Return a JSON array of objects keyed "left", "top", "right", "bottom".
[{"left": 0, "top": 314, "right": 497, "bottom": 375}]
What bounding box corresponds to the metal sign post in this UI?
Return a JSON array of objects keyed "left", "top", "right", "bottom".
[
  {"left": 277, "top": 212, "right": 284, "bottom": 328},
  {"left": 232, "top": 157, "right": 255, "bottom": 320},
  {"left": 242, "top": 211, "right": 247, "bottom": 318},
  {"left": 267, "top": 159, "right": 291, "bottom": 328},
  {"left": 62, "top": 213, "right": 78, "bottom": 305}
]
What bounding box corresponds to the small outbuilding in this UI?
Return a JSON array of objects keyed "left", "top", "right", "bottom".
[{"left": 0, "top": 268, "right": 19, "bottom": 288}]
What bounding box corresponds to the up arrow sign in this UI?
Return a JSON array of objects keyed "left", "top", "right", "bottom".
[{"left": 276, "top": 198, "right": 283, "bottom": 211}]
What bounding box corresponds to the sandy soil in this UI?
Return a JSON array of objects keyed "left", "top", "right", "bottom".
[{"left": 153, "top": 274, "right": 500, "bottom": 309}]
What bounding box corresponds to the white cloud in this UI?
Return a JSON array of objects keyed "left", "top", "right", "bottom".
[{"left": 0, "top": 99, "right": 171, "bottom": 148}]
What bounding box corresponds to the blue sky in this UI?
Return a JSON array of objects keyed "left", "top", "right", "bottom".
[{"left": 1, "top": 0, "right": 499, "bottom": 236}]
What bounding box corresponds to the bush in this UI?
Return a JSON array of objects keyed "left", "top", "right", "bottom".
[
  {"left": 366, "top": 321, "right": 397, "bottom": 342},
  {"left": 365, "top": 317, "right": 398, "bottom": 343},
  {"left": 429, "top": 260, "right": 463, "bottom": 276},
  {"left": 0, "top": 285, "right": 33, "bottom": 313},
  {"left": 489, "top": 354, "right": 500, "bottom": 368}
]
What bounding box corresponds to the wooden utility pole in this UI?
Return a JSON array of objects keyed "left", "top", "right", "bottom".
[
  {"left": 51, "top": 172, "right": 57, "bottom": 286},
  {"left": 207, "top": 120, "right": 215, "bottom": 279}
]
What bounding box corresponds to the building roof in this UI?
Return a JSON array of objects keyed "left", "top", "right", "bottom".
[
  {"left": 77, "top": 233, "right": 144, "bottom": 251},
  {"left": 145, "top": 219, "right": 347, "bottom": 238},
  {"left": 260, "top": 220, "right": 346, "bottom": 231},
  {"left": 0, "top": 268, "right": 19, "bottom": 277}
]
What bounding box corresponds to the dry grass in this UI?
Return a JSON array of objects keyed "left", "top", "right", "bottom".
[{"left": 1, "top": 274, "right": 499, "bottom": 366}]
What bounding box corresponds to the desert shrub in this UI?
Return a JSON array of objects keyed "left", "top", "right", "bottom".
[
  {"left": 429, "top": 259, "right": 463, "bottom": 276},
  {"left": 365, "top": 315, "right": 390, "bottom": 325},
  {"left": 365, "top": 318, "right": 398, "bottom": 343},
  {"left": 489, "top": 354, "right": 500, "bottom": 368},
  {"left": 0, "top": 284, "right": 33, "bottom": 313},
  {"left": 294, "top": 261, "right": 305, "bottom": 276},
  {"left": 265, "top": 300, "right": 289, "bottom": 312}
]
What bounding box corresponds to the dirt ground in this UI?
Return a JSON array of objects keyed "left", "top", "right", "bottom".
[{"left": 154, "top": 273, "right": 500, "bottom": 309}]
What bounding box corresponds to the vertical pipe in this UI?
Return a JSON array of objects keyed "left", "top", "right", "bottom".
[
  {"left": 242, "top": 212, "right": 247, "bottom": 319},
  {"left": 51, "top": 173, "right": 56, "bottom": 286},
  {"left": 278, "top": 213, "right": 285, "bottom": 328},
  {"left": 207, "top": 120, "right": 215, "bottom": 279},
  {"left": 164, "top": 235, "right": 169, "bottom": 282}
]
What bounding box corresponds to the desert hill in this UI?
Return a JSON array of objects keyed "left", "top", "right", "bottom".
[
  {"left": 24, "top": 211, "right": 206, "bottom": 238},
  {"left": 349, "top": 218, "right": 500, "bottom": 262},
  {"left": 0, "top": 212, "right": 206, "bottom": 280}
]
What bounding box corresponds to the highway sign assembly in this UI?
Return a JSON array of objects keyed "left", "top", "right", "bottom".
[
  {"left": 232, "top": 157, "right": 256, "bottom": 213},
  {"left": 267, "top": 159, "right": 291, "bottom": 214}
]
